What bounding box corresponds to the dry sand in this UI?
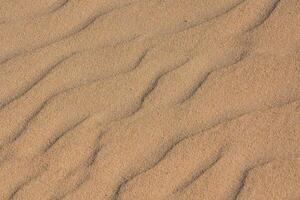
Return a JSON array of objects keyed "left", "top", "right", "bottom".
[{"left": 0, "top": 0, "right": 299, "bottom": 199}]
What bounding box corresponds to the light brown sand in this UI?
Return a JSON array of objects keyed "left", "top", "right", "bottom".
[{"left": 0, "top": 0, "right": 299, "bottom": 199}]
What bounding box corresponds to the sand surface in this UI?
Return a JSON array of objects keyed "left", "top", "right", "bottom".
[{"left": 0, "top": 0, "right": 300, "bottom": 199}]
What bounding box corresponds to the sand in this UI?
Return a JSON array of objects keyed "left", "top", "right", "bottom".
[{"left": 0, "top": 0, "right": 299, "bottom": 199}]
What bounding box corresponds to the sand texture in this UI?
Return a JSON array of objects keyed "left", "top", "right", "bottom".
[{"left": 0, "top": 0, "right": 300, "bottom": 199}]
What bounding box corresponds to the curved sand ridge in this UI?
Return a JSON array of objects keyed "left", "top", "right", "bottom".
[{"left": 0, "top": 0, "right": 299, "bottom": 199}]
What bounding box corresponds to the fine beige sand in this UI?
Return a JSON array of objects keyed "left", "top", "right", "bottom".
[{"left": 0, "top": 0, "right": 300, "bottom": 199}]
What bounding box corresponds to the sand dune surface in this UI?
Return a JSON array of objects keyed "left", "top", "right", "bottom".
[{"left": 0, "top": 0, "right": 299, "bottom": 199}]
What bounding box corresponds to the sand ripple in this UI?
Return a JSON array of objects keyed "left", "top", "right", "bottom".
[{"left": 0, "top": 0, "right": 299, "bottom": 199}]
